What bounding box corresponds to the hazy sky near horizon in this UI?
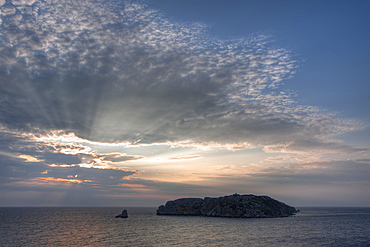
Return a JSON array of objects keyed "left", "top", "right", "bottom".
[{"left": 0, "top": 0, "right": 369, "bottom": 207}]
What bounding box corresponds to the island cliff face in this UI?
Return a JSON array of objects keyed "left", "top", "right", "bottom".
[{"left": 157, "top": 194, "right": 297, "bottom": 218}]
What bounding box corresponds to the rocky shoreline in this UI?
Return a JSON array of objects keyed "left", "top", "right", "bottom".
[{"left": 157, "top": 194, "right": 298, "bottom": 218}]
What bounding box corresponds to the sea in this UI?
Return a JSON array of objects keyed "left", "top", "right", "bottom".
[{"left": 1, "top": 207, "right": 369, "bottom": 247}]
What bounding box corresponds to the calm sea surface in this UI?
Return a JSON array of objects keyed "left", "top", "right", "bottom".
[{"left": 1, "top": 207, "right": 369, "bottom": 246}]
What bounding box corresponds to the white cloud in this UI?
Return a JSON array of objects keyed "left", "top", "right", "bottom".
[{"left": 0, "top": 0, "right": 368, "bottom": 206}]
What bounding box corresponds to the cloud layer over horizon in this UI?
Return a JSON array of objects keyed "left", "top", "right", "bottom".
[{"left": 0, "top": 0, "right": 369, "bottom": 206}]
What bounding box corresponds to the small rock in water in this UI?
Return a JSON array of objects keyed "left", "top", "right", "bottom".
[{"left": 115, "top": 209, "right": 128, "bottom": 218}]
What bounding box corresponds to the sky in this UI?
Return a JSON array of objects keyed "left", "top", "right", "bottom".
[{"left": 0, "top": 0, "right": 369, "bottom": 207}]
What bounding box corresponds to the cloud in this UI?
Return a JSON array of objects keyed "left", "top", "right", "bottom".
[
  {"left": 1, "top": 0, "right": 364, "bottom": 154},
  {"left": 168, "top": 155, "right": 203, "bottom": 161},
  {"left": 264, "top": 138, "right": 368, "bottom": 154},
  {"left": 0, "top": 0, "right": 369, "bottom": 206},
  {"left": 90, "top": 153, "right": 144, "bottom": 163},
  {"left": 18, "top": 154, "right": 44, "bottom": 162},
  {"left": 187, "top": 158, "right": 370, "bottom": 206},
  {"left": 0, "top": 125, "right": 138, "bottom": 190},
  {"left": 31, "top": 177, "right": 93, "bottom": 184}
]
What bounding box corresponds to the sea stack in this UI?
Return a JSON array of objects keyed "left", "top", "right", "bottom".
[
  {"left": 115, "top": 209, "right": 128, "bottom": 218},
  {"left": 157, "top": 194, "right": 297, "bottom": 218}
]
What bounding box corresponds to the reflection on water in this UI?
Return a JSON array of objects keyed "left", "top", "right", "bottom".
[{"left": 1, "top": 207, "right": 370, "bottom": 246}]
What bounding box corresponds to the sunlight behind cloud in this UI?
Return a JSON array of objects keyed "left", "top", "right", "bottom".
[
  {"left": 18, "top": 155, "right": 44, "bottom": 162},
  {"left": 1, "top": 0, "right": 364, "bottom": 151},
  {"left": 0, "top": 0, "right": 368, "bottom": 206},
  {"left": 32, "top": 177, "right": 93, "bottom": 184}
]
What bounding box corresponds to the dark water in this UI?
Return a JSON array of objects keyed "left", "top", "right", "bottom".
[{"left": 1, "top": 207, "right": 369, "bottom": 246}]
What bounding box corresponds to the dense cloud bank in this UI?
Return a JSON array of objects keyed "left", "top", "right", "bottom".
[{"left": 0, "top": 0, "right": 363, "bottom": 149}]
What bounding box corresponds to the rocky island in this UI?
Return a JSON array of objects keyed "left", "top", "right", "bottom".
[{"left": 157, "top": 194, "right": 298, "bottom": 218}]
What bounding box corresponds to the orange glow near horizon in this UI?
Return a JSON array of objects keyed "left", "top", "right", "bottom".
[
  {"left": 116, "top": 183, "right": 147, "bottom": 188},
  {"left": 115, "top": 183, "right": 155, "bottom": 192},
  {"left": 32, "top": 177, "right": 93, "bottom": 184}
]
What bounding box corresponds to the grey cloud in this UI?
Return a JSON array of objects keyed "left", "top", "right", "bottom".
[
  {"left": 0, "top": 0, "right": 365, "bottom": 154},
  {"left": 355, "top": 159, "right": 370, "bottom": 164},
  {"left": 229, "top": 159, "right": 370, "bottom": 188},
  {"left": 0, "top": 127, "right": 135, "bottom": 189},
  {"left": 76, "top": 152, "right": 144, "bottom": 167},
  {"left": 204, "top": 159, "right": 370, "bottom": 206},
  {"left": 0, "top": 153, "right": 136, "bottom": 188},
  {"left": 93, "top": 153, "right": 144, "bottom": 163},
  {"left": 41, "top": 152, "right": 81, "bottom": 165},
  {"left": 0, "top": 175, "right": 213, "bottom": 206},
  {"left": 264, "top": 138, "right": 369, "bottom": 154},
  {"left": 0, "top": 150, "right": 135, "bottom": 187},
  {"left": 0, "top": 156, "right": 45, "bottom": 184},
  {"left": 0, "top": 127, "right": 79, "bottom": 165},
  {"left": 43, "top": 166, "right": 135, "bottom": 185},
  {"left": 117, "top": 177, "right": 217, "bottom": 198}
]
